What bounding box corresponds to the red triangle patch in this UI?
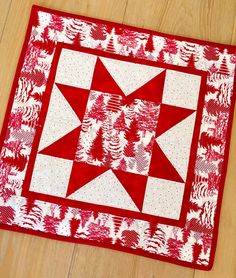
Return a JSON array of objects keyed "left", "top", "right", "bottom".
[
  {"left": 56, "top": 83, "right": 90, "bottom": 121},
  {"left": 149, "top": 142, "right": 184, "bottom": 183},
  {"left": 113, "top": 170, "right": 148, "bottom": 211},
  {"left": 66, "top": 162, "right": 108, "bottom": 197},
  {"left": 39, "top": 127, "right": 81, "bottom": 160},
  {"left": 155, "top": 104, "right": 195, "bottom": 137},
  {"left": 91, "top": 58, "right": 125, "bottom": 97},
  {"left": 125, "top": 70, "right": 166, "bottom": 104}
]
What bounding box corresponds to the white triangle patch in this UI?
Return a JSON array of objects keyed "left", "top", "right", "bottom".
[
  {"left": 38, "top": 85, "right": 81, "bottom": 151},
  {"left": 156, "top": 113, "right": 196, "bottom": 181},
  {"left": 100, "top": 57, "right": 164, "bottom": 95},
  {"left": 68, "top": 169, "right": 139, "bottom": 212}
]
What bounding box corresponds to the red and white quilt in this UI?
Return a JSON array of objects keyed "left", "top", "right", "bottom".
[{"left": 0, "top": 5, "right": 235, "bottom": 270}]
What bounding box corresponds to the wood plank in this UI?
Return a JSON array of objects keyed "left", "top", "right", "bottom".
[
  {"left": 158, "top": 0, "right": 236, "bottom": 43},
  {"left": 0, "top": 0, "right": 11, "bottom": 41},
  {"left": 69, "top": 246, "right": 136, "bottom": 278},
  {"left": 0, "top": 231, "right": 74, "bottom": 278},
  {"left": 133, "top": 256, "right": 193, "bottom": 278}
]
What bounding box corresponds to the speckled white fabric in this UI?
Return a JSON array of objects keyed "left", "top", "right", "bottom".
[
  {"left": 156, "top": 113, "right": 196, "bottom": 181},
  {"left": 29, "top": 154, "right": 73, "bottom": 197},
  {"left": 142, "top": 177, "right": 185, "bottom": 219},
  {"left": 55, "top": 49, "right": 97, "bottom": 89},
  {"left": 162, "top": 70, "right": 201, "bottom": 109},
  {"left": 100, "top": 57, "right": 165, "bottom": 95},
  {"left": 38, "top": 85, "right": 81, "bottom": 151},
  {"left": 68, "top": 169, "right": 139, "bottom": 211}
]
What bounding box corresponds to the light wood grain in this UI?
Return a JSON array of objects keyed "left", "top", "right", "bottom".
[
  {"left": 0, "top": 230, "right": 75, "bottom": 278},
  {"left": 0, "top": 0, "right": 11, "bottom": 41},
  {"left": 0, "top": 0, "right": 235, "bottom": 277}
]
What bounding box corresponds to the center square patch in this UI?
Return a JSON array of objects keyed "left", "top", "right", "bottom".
[{"left": 22, "top": 43, "right": 206, "bottom": 226}]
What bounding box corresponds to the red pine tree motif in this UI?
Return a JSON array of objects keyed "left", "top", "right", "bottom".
[
  {"left": 118, "top": 29, "right": 138, "bottom": 48},
  {"left": 59, "top": 205, "right": 68, "bottom": 220},
  {"left": 9, "top": 110, "right": 23, "bottom": 131},
  {"left": 89, "top": 128, "right": 105, "bottom": 161},
  {"left": 81, "top": 112, "right": 92, "bottom": 132},
  {"left": 201, "top": 233, "right": 212, "bottom": 254},
  {"left": 157, "top": 49, "right": 165, "bottom": 63},
  {"left": 125, "top": 119, "right": 140, "bottom": 142},
  {"left": 145, "top": 35, "right": 155, "bottom": 52},
  {"left": 145, "top": 136, "right": 155, "bottom": 154},
  {"left": 65, "top": 19, "right": 85, "bottom": 41},
  {"left": 0, "top": 206, "right": 15, "bottom": 224},
  {"left": 124, "top": 119, "right": 140, "bottom": 157},
  {"left": 187, "top": 53, "right": 197, "bottom": 68},
  {"left": 135, "top": 143, "right": 149, "bottom": 173},
  {"left": 88, "top": 94, "right": 107, "bottom": 122},
  {"left": 41, "top": 26, "right": 50, "bottom": 41},
  {"left": 167, "top": 238, "right": 183, "bottom": 259},
  {"left": 192, "top": 242, "right": 202, "bottom": 263},
  {"left": 103, "top": 148, "right": 113, "bottom": 168},
  {"left": 43, "top": 215, "right": 60, "bottom": 234},
  {"left": 137, "top": 101, "right": 159, "bottom": 136},
  {"left": 113, "top": 215, "right": 123, "bottom": 234},
  {"left": 203, "top": 45, "right": 219, "bottom": 61},
  {"left": 126, "top": 104, "right": 135, "bottom": 120},
  {"left": 121, "top": 230, "right": 139, "bottom": 248},
  {"left": 205, "top": 99, "right": 229, "bottom": 116},
  {"left": 219, "top": 57, "right": 230, "bottom": 76},
  {"left": 0, "top": 188, "right": 15, "bottom": 203},
  {"left": 199, "top": 132, "right": 221, "bottom": 150},
  {"left": 70, "top": 218, "right": 80, "bottom": 237},
  {"left": 20, "top": 200, "right": 42, "bottom": 228},
  {"left": 91, "top": 24, "right": 107, "bottom": 41},
  {"left": 80, "top": 210, "right": 93, "bottom": 228},
  {"left": 147, "top": 222, "right": 157, "bottom": 238},
  {"left": 118, "top": 158, "right": 127, "bottom": 171},
  {"left": 107, "top": 94, "right": 122, "bottom": 112},
  {"left": 103, "top": 116, "right": 113, "bottom": 142},
  {"left": 73, "top": 31, "right": 83, "bottom": 45},
  {"left": 32, "top": 39, "right": 55, "bottom": 55},
  {"left": 129, "top": 50, "right": 135, "bottom": 58},
  {"left": 146, "top": 225, "right": 166, "bottom": 250},
  {"left": 163, "top": 38, "right": 178, "bottom": 54},
  {"left": 2, "top": 153, "right": 28, "bottom": 172},
  {"left": 49, "top": 15, "right": 64, "bottom": 32},
  {"left": 32, "top": 12, "right": 40, "bottom": 28},
  {"left": 87, "top": 222, "right": 110, "bottom": 242},
  {"left": 108, "top": 133, "right": 122, "bottom": 161},
  {"left": 124, "top": 141, "right": 136, "bottom": 157},
  {"left": 136, "top": 43, "right": 147, "bottom": 59},
  {"left": 114, "top": 111, "right": 126, "bottom": 132},
  {"left": 180, "top": 43, "right": 199, "bottom": 64},
  {"left": 182, "top": 226, "right": 191, "bottom": 244},
  {"left": 106, "top": 36, "right": 116, "bottom": 53}
]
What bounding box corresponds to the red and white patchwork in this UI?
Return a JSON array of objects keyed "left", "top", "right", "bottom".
[
  {"left": 25, "top": 46, "right": 203, "bottom": 225},
  {"left": 0, "top": 5, "right": 235, "bottom": 270}
]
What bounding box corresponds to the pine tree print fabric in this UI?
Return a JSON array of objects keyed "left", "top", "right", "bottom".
[{"left": 0, "top": 5, "right": 235, "bottom": 270}]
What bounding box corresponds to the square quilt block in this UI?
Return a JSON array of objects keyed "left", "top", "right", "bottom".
[
  {"left": 23, "top": 45, "right": 206, "bottom": 228},
  {"left": 0, "top": 5, "right": 235, "bottom": 270}
]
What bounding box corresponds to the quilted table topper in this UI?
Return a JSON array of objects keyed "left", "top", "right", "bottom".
[{"left": 0, "top": 5, "right": 236, "bottom": 270}]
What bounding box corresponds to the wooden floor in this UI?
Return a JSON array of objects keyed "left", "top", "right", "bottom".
[{"left": 0, "top": 0, "right": 236, "bottom": 277}]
